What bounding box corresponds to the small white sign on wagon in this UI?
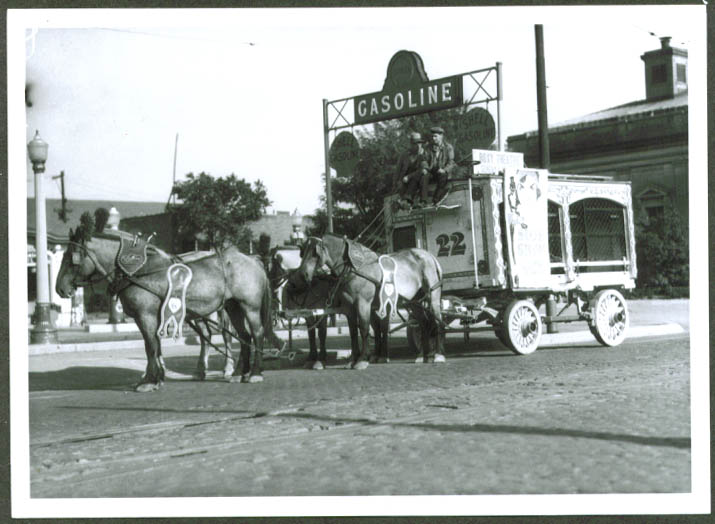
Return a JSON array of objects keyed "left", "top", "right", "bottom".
[{"left": 472, "top": 149, "right": 524, "bottom": 174}]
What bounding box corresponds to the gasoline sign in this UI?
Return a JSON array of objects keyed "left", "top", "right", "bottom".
[
  {"left": 454, "top": 107, "right": 496, "bottom": 150},
  {"left": 329, "top": 131, "right": 360, "bottom": 176}
]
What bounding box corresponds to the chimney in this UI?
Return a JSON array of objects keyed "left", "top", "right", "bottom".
[{"left": 640, "top": 36, "right": 688, "bottom": 101}]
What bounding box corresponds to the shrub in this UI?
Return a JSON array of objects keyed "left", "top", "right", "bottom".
[{"left": 635, "top": 205, "right": 689, "bottom": 290}]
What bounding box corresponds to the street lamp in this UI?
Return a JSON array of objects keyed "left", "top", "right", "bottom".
[
  {"left": 290, "top": 210, "right": 305, "bottom": 246},
  {"left": 28, "top": 130, "right": 58, "bottom": 344}
]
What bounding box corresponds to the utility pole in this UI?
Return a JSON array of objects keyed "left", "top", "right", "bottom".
[
  {"left": 322, "top": 99, "right": 333, "bottom": 233},
  {"left": 52, "top": 171, "right": 70, "bottom": 222},
  {"left": 172, "top": 133, "right": 179, "bottom": 205},
  {"left": 535, "top": 25, "right": 551, "bottom": 169},
  {"left": 535, "top": 24, "right": 557, "bottom": 333}
]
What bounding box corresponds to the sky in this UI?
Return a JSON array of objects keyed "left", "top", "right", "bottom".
[{"left": 16, "top": 6, "right": 704, "bottom": 215}]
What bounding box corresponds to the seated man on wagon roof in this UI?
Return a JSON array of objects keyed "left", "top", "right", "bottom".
[
  {"left": 423, "top": 126, "right": 457, "bottom": 206},
  {"left": 392, "top": 131, "right": 429, "bottom": 210}
]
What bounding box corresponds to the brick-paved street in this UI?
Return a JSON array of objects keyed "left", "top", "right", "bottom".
[{"left": 28, "top": 328, "right": 692, "bottom": 501}]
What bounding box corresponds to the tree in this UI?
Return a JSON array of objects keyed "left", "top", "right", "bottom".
[
  {"left": 315, "top": 108, "right": 475, "bottom": 248},
  {"left": 635, "top": 205, "right": 689, "bottom": 293},
  {"left": 167, "top": 172, "right": 271, "bottom": 251},
  {"left": 94, "top": 207, "right": 109, "bottom": 233}
]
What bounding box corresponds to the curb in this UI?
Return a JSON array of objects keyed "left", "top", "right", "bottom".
[{"left": 29, "top": 322, "right": 685, "bottom": 357}]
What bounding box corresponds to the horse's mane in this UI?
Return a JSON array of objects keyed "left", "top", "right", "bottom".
[{"left": 71, "top": 216, "right": 170, "bottom": 260}]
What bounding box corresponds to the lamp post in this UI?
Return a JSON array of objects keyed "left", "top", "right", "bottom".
[
  {"left": 290, "top": 210, "right": 305, "bottom": 246},
  {"left": 106, "top": 207, "right": 124, "bottom": 324},
  {"left": 28, "top": 130, "right": 58, "bottom": 344}
]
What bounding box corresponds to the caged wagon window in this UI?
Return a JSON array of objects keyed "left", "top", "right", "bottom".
[
  {"left": 393, "top": 226, "right": 416, "bottom": 251},
  {"left": 548, "top": 201, "right": 565, "bottom": 274},
  {"left": 569, "top": 198, "right": 627, "bottom": 267}
]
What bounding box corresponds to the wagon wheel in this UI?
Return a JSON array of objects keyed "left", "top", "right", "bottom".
[
  {"left": 589, "top": 289, "right": 629, "bottom": 347},
  {"left": 501, "top": 299, "right": 542, "bottom": 355}
]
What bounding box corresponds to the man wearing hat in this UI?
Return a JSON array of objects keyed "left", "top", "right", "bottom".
[
  {"left": 424, "top": 126, "right": 456, "bottom": 206},
  {"left": 393, "top": 131, "right": 428, "bottom": 209}
]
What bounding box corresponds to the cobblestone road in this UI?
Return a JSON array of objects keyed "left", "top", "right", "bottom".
[{"left": 28, "top": 330, "right": 692, "bottom": 500}]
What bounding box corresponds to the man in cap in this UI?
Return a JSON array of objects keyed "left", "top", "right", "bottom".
[
  {"left": 393, "top": 131, "right": 429, "bottom": 209},
  {"left": 424, "top": 126, "right": 456, "bottom": 206}
]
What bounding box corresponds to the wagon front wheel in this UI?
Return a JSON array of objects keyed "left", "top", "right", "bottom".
[
  {"left": 589, "top": 289, "right": 628, "bottom": 347},
  {"left": 502, "top": 299, "right": 542, "bottom": 355}
]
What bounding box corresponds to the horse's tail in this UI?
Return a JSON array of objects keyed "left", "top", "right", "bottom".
[{"left": 261, "top": 275, "right": 282, "bottom": 349}]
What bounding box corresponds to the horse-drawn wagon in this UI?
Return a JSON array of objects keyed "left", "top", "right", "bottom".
[{"left": 384, "top": 149, "right": 637, "bottom": 355}]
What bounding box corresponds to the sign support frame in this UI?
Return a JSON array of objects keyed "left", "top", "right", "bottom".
[{"left": 322, "top": 60, "right": 504, "bottom": 232}]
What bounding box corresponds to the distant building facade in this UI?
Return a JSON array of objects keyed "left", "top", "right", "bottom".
[
  {"left": 26, "top": 197, "right": 313, "bottom": 323},
  {"left": 507, "top": 37, "right": 688, "bottom": 225}
]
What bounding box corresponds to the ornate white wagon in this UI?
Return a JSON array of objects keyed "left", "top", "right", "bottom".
[{"left": 384, "top": 150, "right": 637, "bottom": 355}]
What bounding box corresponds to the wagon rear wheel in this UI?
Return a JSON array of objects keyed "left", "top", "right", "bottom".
[
  {"left": 589, "top": 289, "right": 629, "bottom": 347},
  {"left": 502, "top": 299, "right": 542, "bottom": 355}
]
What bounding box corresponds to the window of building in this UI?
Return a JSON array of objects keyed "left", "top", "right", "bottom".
[
  {"left": 638, "top": 188, "right": 667, "bottom": 227},
  {"left": 651, "top": 64, "right": 667, "bottom": 84},
  {"left": 569, "top": 198, "right": 627, "bottom": 263},
  {"left": 676, "top": 64, "right": 687, "bottom": 83}
]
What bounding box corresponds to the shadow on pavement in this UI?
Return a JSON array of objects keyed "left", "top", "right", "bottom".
[
  {"left": 279, "top": 411, "right": 691, "bottom": 450},
  {"left": 29, "top": 367, "right": 143, "bottom": 392}
]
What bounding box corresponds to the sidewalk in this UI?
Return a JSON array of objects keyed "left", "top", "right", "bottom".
[{"left": 27, "top": 299, "right": 688, "bottom": 361}]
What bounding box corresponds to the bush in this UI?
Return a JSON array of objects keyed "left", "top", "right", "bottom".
[{"left": 635, "top": 206, "right": 689, "bottom": 290}]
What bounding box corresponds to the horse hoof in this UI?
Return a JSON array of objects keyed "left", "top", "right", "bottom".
[
  {"left": 312, "top": 361, "right": 325, "bottom": 370},
  {"left": 414, "top": 356, "right": 424, "bottom": 363},
  {"left": 433, "top": 354, "right": 446, "bottom": 363},
  {"left": 304, "top": 360, "right": 316, "bottom": 370},
  {"left": 248, "top": 374, "right": 264, "bottom": 383},
  {"left": 193, "top": 371, "right": 207, "bottom": 381},
  {"left": 135, "top": 382, "right": 160, "bottom": 393},
  {"left": 353, "top": 361, "right": 369, "bottom": 370},
  {"left": 229, "top": 375, "right": 243, "bottom": 383},
  {"left": 377, "top": 357, "right": 389, "bottom": 364}
]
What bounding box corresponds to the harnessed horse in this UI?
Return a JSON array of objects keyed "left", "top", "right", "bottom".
[
  {"left": 55, "top": 224, "right": 275, "bottom": 391},
  {"left": 269, "top": 246, "right": 338, "bottom": 370},
  {"left": 290, "top": 234, "right": 445, "bottom": 369}
]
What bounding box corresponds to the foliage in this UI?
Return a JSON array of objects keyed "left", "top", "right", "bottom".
[
  {"left": 167, "top": 172, "right": 271, "bottom": 251},
  {"left": 635, "top": 205, "right": 689, "bottom": 292},
  {"left": 94, "top": 207, "right": 109, "bottom": 233},
  {"left": 77, "top": 212, "right": 94, "bottom": 241},
  {"left": 315, "top": 108, "right": 478, "bottom": 247}
]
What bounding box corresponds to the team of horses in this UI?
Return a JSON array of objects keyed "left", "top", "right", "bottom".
[{"left": 55, "top": 221, "right": 446, "bottom": 392}]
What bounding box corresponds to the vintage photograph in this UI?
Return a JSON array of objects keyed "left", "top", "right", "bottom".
[{"left": 8, "top": 5, "right": 708, "bottom": 518}]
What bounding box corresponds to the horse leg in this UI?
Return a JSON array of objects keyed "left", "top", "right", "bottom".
[
  {"left": 305, "top": 315, "right": 319, "bottom": 369},
  {"left": 243, "top": 307, "right": 265, "bottom": 383},
  {"left": 345, "top": 310, "right": 359, "bottom": 369},
  {"left": 352, "top": 299, "right": 372, "bottom": 370},
  {"left": 224, "top": 301, "right": 251, "bottom": 383},
  {"left": 134, "top": 312, "right": 164, "bottom": 392},
  {"left": 429, "top": 291, "right": 446, "bottom": 363},
  {"left": 194, "top": 320, "right": 211, "bottom": 381},
  {"left": 414, "top": 308, "right": 432, "bottom": 363},
  {"left": 317, "top": 315, "right": 328, "bottom": 369},
  {"left": 369, "top": 314, "right": 381, "bottom": 364},
  {"left": 377, "top": 313, "right": 390, "bottom": 364},
  {"left": 220, "top": 313, "right": 236, "bottom": 378}
]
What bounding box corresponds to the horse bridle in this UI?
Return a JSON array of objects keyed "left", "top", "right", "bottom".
[{"left": 65, "top": 240, "right": 116, "bottom": 288}]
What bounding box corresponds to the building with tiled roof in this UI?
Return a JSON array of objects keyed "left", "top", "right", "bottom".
[{"left": 507, "top": 37, "right": 688, "bottom": 225}]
